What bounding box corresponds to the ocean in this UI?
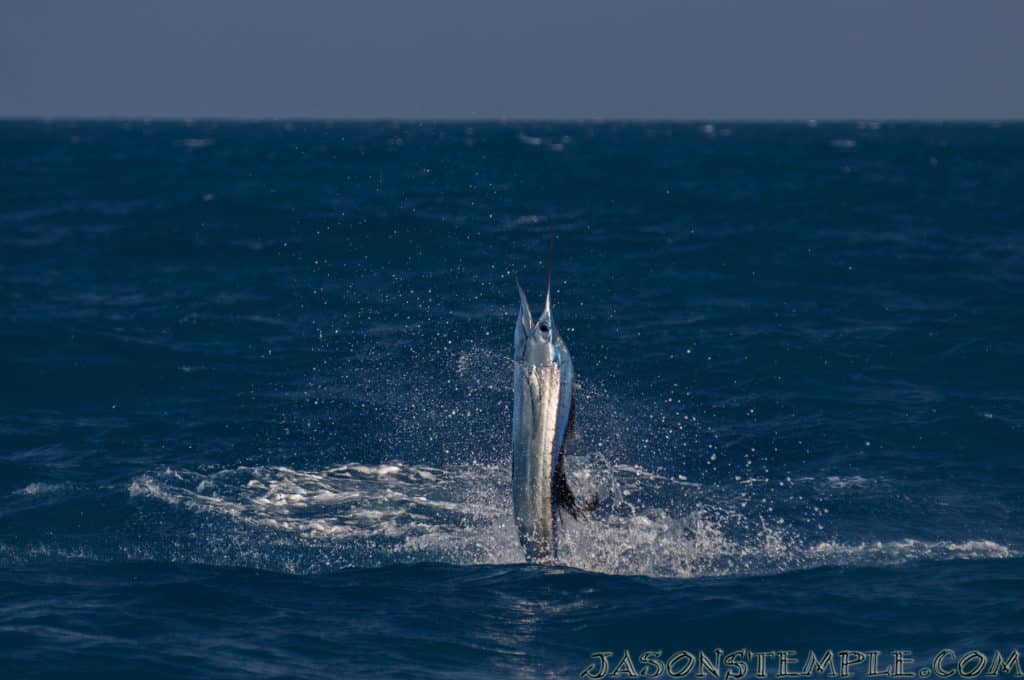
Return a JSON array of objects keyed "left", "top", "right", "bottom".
[{"left": 1, "top": 121, "right": 1021, "bottom": 678}]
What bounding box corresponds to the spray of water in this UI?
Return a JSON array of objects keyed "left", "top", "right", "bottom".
[{"left": 128, "top": 345, "right": 1014, "bottom": 577}]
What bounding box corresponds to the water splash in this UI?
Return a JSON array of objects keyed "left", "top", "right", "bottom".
[{"left": 129, "top": 460, "right": 1014, "bottom": 578}]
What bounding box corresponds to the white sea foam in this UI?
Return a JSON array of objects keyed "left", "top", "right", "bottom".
[
  {"left": 823, "top": 475, "right": 872, "bottom": 489},
  {"left": 809, "top": 538, "right": 1012, "bottom": 563},
  {"left": 516, "top": 133, "right": 571, "bottom": 151},
  {"left": 129, "top": 460, "right": 1015, "bottom": 578},
  {"left": 12, "top": 482, "right": 66, "bottom": 496}
]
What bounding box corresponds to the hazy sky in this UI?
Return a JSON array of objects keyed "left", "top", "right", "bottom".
[{"left": 3, "top": 1, "right": 1023, "bottom": 120}]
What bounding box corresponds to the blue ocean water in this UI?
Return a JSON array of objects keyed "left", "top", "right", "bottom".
[{"left": 1, "top": 121, "right": 1022, "bottom": 678}]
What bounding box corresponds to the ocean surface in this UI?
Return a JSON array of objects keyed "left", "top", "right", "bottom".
[{"left": 1, "top": 121, "right": 1022, "bottom": 678}]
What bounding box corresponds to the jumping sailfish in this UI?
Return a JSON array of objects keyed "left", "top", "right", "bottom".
[{"left": 512, "top": 237, "right": 594, "bottom": 562}]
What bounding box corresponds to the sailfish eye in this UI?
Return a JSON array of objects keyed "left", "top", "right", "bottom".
[{"left": 538, "top": 323, "right": 549, "bottom": 333}]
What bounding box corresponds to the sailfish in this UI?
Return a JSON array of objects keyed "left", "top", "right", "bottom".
[{"left": 511, "top": 237, "right": 594, "bottom": 562}]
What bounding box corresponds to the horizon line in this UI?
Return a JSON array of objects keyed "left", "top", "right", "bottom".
[{"left": 2, "top": 115, "right": 1023, "bottom": 125}]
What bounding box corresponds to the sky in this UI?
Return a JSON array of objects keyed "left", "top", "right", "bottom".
[{"left": 3, "top": 1, "right": 1024, "bottom": 120}]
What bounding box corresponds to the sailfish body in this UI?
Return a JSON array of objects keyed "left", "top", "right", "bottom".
[{"left": 512, "top": 275, "right": 585, "bottom": 562}]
